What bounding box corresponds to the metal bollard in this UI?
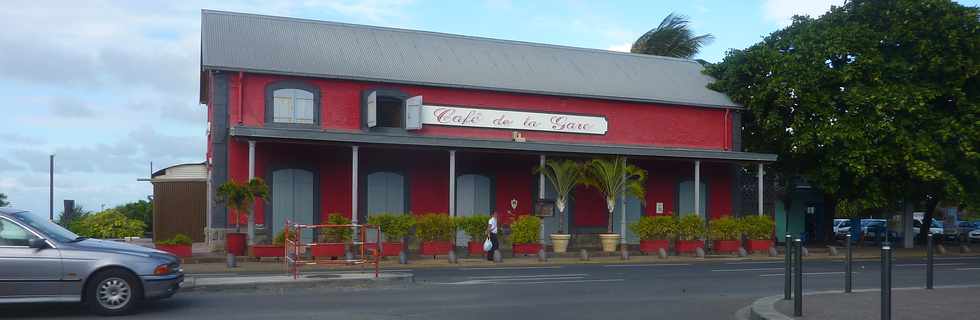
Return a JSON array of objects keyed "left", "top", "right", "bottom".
[
  {"left": 881, "top": 244, "right": 892, "bottom": 320},
  {"left": 927, "top": 232, "right": 934, "bottom": 290},
  {"left": 845, "top": 233, "right": 852, "bottom": 293},
  {"left": 784, "top": 234, "right": 793, "bottom": 300},
  {"left": 794, "top": 238, "right": 803, "bottom": 317}
]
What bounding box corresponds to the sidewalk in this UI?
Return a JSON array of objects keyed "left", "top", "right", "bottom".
[{"left": 747, "top": 286, "right": 980, "bottom": 320}]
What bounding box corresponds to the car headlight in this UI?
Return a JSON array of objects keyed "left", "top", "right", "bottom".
[{"left": 153, "top": 262, "right": 181, "bottom": 275}]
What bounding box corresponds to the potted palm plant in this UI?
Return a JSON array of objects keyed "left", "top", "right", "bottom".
[
  {"left": 535, "top": 159, "right": 584, "bottom": 253},
  {"left": 581, "top": 157, "right": 647, "bottom": 252},
  {"left": 312, "top": 214, "right": 352, "bottom": 259},
  {"left": 155, "top": 233, "right": 192, "bottom": 258},
  {"left": 416, "top": 213, "right": 455, "bottom": 257},
  {"left": 709, "top": 216, "right": 742, "bottom": 254},
  {"left": 216, "top": 178, "right": 269, "bottom": 257},
  {"left": 253, "top": 228, "right": 293, "bottom": 258},
  {"left": 511, "top": 215, "right": 542, "bottom": 255},
  {"left": 676, "top": 215, "right": 706, "bottom": 254},
  {"left": 629, "top": 216, "right": 676, "bottom": 254},
  {"left": 741, "top": 215, "right": 775, "bottom": 253},
  {"left": 456, "top": 215, "right": 490, "bottom": 256},
  {"left": 367, "top": 213, "right": 415, "bottom": 257}
]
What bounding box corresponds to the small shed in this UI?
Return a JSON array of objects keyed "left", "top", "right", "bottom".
[{"left": 151, "top": 163, "right": 207, "bottom": 242}]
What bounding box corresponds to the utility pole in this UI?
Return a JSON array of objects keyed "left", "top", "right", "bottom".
[{"left": 49, "top": 154, "right": 54, "bottom": 221}]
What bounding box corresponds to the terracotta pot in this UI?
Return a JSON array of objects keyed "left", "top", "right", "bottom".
[
  {"left": 550, "top": 234, "right": 571, "bottom": 253},
  {"left": 225, "top": 232, "right": 246, "bottom": 256},
  {"left": 468, "top": 241, "right": 484, "bottom": 255},
  {"left": 676, "top": 240, "right": 705, "bottom": 253},
  {"left": 713, "top": 240, "right": 741, "bottom": 253},
  {"left": 155, "top": 244, "right": 192, "bottom": 258},
  {"left": 311, "top": 243, "right": 346, "bottom": 257},
  {"left": 599, "top": 233, "right": 621, "bottom": 252},
  {"left": 420, "top": 241, "right": 452, "bottom": 256},
  {"left": 512, "top": 243, "right": 542, "bottom": 255},
  {"left": 746, "top": 239, "right": 774, "bottom": 252},
  {"left": 251, "top": 245, "right": 284, "bottom": 258},
  {"left": 639, "top": 239, "right": 669, "bottom": 254}
]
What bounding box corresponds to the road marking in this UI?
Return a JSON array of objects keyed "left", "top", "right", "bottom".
[
  {"left": 711, "top": 267, "right": 784, "bottom": 272},
  {"left": 895, "top": 263, "right": 965, "bottom": 267},
  {"left": 458, "top": 266, "right": 562, "bottom": 271},
  {"left": 955, "top": 267, "right": 980, "bottom": 271},
  {"left": 467, "top": 274, "right": 587, "bottom": 279},
  {"left": 724, "top": 261, "right": 783, "bottom": 265},
  {"left": 759, "top": 272, "right": 848, "bottom": 277},
  {"left": 932, "top": 257, "right": 980, "bottom": 261},
  {"left": 518, "top": 279, "right": 624, "bottom": 285},
  {"left": 603, "top": 264, "right": 692, "bottom": 268}
]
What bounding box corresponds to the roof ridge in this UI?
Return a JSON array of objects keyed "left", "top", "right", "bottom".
[{"left": 200, "top": 9, "right": 701, "bottom": 66}]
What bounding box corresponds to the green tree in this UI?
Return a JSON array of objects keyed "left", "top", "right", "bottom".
[
  {"left": 581, "top": 157, "right": 647, "bottom": 234},
  {"left": 216, "top": 178, "right": 269, "bottom": 246},
  {"left": 534, "top": 159, "right": 584, "bottom": 234},
  {"left": 57, "top": 204, "right": 90, "bottom": 228},
  {"left": 69, "top": 209, "right": 145, "bottom": 239},
  {"left": 0, "top": 193, "right": 8, "bottom": 207},
  {"left": 113, "top": 200, "right": 152, "bottom": 233},
  {"left": 630, "top": 13, "right": 715, "bottom": 58},
  {"left": 705, "top": 0, "right": 980, "bottom": 242}
]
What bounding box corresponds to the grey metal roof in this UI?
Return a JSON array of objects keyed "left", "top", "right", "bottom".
[
  {"left": 201, "top": 10, "right": 739, "bottom": 109},
  {"left": 230, "top": 126, "right": 777, "bottom": 162}
]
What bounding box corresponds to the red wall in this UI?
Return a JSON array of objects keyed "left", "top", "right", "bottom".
[{"left": 230, "top": 74, "right": 733, "bottom": 150}]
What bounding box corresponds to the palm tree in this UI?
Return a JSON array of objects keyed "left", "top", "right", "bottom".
[
  {"left": 630, "top": 13, "right": 714, "bottom": 59},
  {"left": 581, "top": 157, "right": 647, "bottom": 234},
  {"left": 217, "top": 178, "right": 270, "bottom": 246},
  {"left": 535, "top": 159, "right": 585, "bottom": 234}
]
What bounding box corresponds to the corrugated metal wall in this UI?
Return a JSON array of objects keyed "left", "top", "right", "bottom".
[{"left": 153, "top": 181, "right": 207, "bottom": 242}]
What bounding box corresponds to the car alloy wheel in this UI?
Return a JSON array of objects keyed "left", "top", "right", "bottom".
[{"left": 96, "top": 277, "right": 132, "bottom": 310}]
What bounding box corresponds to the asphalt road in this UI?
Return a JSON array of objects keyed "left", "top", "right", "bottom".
[{"left": 4, "top": 256, "right": 980, "bottom": 319}]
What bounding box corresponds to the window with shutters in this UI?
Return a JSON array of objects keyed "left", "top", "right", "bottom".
[
  {"left": 265, "top": 81, "right": 320, "bottom": 126},
  {"left": 363, "top": 88, "right": 422, "bottom": 131}
]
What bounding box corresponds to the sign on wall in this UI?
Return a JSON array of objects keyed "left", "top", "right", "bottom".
[{"left": 420, "top": 105, "right": 608, "bottom": 135}]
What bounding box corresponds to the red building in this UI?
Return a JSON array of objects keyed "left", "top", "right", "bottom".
[{"left": 199, "top": 10, "right": 776, "bottom": 249}]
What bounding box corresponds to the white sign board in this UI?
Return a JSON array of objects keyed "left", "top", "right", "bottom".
[{"left": 420, "top": 105, "right": 607, "bottom": 135}]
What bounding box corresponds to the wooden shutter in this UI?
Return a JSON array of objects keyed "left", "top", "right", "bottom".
[
  {"left": 405, "top": 95, "right": 422, "bottom": 130},
  {"left": 366, "top": 91, "right": 378, "bottom": 128}
]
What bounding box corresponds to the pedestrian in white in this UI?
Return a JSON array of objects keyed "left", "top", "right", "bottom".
[{"left": 486, "top": 212, "right": 499, "bottom": 261}]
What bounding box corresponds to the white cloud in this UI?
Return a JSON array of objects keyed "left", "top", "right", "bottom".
[
  {"left": 607, "top": 42, "right": 633, "bottom": 53},
  {"left": 762, "top": 0, "right": 846, "bottom": 26}
]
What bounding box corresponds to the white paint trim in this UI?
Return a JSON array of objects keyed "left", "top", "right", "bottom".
[
  {"left": 247, "top": 140, "right": 256, "bottom": 179},
  {"left": 757, "top": 163, "right": 764, "bottom": 215},
  {"left": 351, "top": 146, "right": 359, "bottom": 224},
  {"left": 694, "top": 160, "right": 701, "bottom": 218},
  {"left": 449, "top": 150, "right": 456, "bottom": 217}
]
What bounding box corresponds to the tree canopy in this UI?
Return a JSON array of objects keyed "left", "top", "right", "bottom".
[
  {"left": 630, "top": 13, "right": 714, "bottom": 58},
  {"left": 705, "top": 0, "right": 980, "bottom": 237},
  {"left": 113, "top": 200, "right": 152, "bottom": 233},
  {"left": 0, "top": 193, "right": 8, "bottom": 207}
]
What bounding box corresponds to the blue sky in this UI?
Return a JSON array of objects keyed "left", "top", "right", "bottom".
[{"left": 1, "top": 0, "right": 977, "bottom": 218}]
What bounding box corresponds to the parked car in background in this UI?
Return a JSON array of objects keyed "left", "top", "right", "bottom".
[
  {"left": 0, "top": 208, "right": 183, "bottom": 315},
  {"left": 913, "top": 219, "right": 943, "bottom": 239},
  {"left": 969, "top": 223, "right": 980, "bottom": 243},
  {"left": 833, "top": 219, "right": 849, "bottom": 234}
]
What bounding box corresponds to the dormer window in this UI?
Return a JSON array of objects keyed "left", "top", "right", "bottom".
[{"left": 265, "top": 81, "right": 320, "bottom": 126}]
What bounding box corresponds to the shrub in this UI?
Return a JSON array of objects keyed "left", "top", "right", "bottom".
[
  {"left": 69, "top": 209, "right": 145, "bottom": 239},
  {"left": 708, "top": 216, "right": 741, "bottom": 241},
  {"left": 455, "top": 215, "right": 490, "bottom": 242},
  {"left": 629, "top": 216, "right": 677, "bottom": 240},
  {"left": 740, "top": 215, "right": 775, "bottom": 240},
  {"left": 320, "top": 214, "right": 353, "bottom": 243},
  {"left": 676, "top": 215, "right": 706, "bottom": 241},
  {"left": 272, "top": 228, "right": 296, "bottom": 245},
  {"left": 415, "top": 213, "right": 455, "bottom": 242},
  {"left": 156, "top": 233, "right": 192, "bottom": 246},
  {"left": 510, "top": 215, "right": 541, "bottom": 244},
  {"left": 368, "top": 213, "right": 415, "bottom": 242}
]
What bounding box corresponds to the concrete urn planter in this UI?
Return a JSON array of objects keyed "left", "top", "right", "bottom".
[
  {"left": 599, "top": 234, "right": 621, "bottom": 252},
  {"left": 550, "top": 234, "right": 571, "bottom": 253}
]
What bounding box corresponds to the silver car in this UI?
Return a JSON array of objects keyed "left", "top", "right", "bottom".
[{"left": 0, "top": 208, "right": 183, "bottom": 315}]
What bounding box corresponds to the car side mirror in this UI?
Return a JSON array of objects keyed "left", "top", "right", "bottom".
[{"left": 28, "top": 238, "right": 49, "bottom": 249}]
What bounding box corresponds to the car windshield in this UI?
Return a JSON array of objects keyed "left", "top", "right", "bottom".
[
  {"left": 932, "top": 220, "right": 943, "bottom": 228},
  {"left": 10, "top": 211, "right": 80, "bottom": 243}
]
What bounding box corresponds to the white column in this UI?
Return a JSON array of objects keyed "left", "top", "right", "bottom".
[
  {"left": 449, "top": 150, "right": 456, "bottom": 217},
  {"left": 694, "top": 160, "right": 701, "bottom": 218},
  {"left": 247, "top": 140, "right": 256, "bottom": 246},
  {"left": 539, "top": 155, "right": 546, "bottom": 245},
  {"left": 351, "top": 146, "right": 359, "bottom": 225},
  {"left": 757, "top": 163, "right": 764, "bottom": 216},
  {"left": 620, "top": 158, "right": 627, "bottom": 244}
]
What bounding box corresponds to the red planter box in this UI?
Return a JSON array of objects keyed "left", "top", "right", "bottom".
[
  {"left": 420, "top": 241, "right": 452, "bottom": 256},
  {"left": 676, "top": 240, "right": 705, "bottom": 253},
  {"left": 367, "top": 242, "right": 403, "bottom": 257},
  {"left": 468, "top": 241, "right": 484, "bottom": 255},
  {"left": 713, "top": 240, "right": 741, "bottom": 253},
  {"left": 639, "top": 239, "right": 670, "bottom": 254},
  {"left": 226, "top": 233, "right": 246, "bottom": 256},
  {"left": 251, "top": 245, "right": 284, "bottom": 258},
  {"left": 746, "top": 239, "right": 773, "bottom": 252},
  {"left": 512, "top": 243, "right": 542, "bottom": 255},
  {"left": 311, "top": 243, "right": 346, "bottom": 258},
  {"left": 155, "top": 244, "right": 192, "bottom": 258}
]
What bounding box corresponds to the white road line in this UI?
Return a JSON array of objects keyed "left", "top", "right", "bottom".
[
  {"left": 458, "top": 266, "right": 562, "bottom": 271},
  {"left": 603, "top": 264, "right": 692, "bottom": 268},
  {"left": 711, "top": 267, "right": 784, "bottom": 272},
  {"left": 724, "top": 261, "right": 784, "bottom": 265},
  {"left": 517, "top": 279, "right": 624, "bottom": 285},
  {"left": 467, "top": 274, "right": 587, "bottom": 279},
  {"left": 932, "top": 257, "right": 980, "bottom": 261},
  {"left": 955, "top": 267, "right": 980, "bottom": 271},
  {"left": 895, "top": 263, "right": 965, "bottom": 267},
  {"left": 759, "top": 272, "right": 848, "bottom": 277},
  {"left": 490, "top": 277, "right": 585, "bottom": 282}
]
